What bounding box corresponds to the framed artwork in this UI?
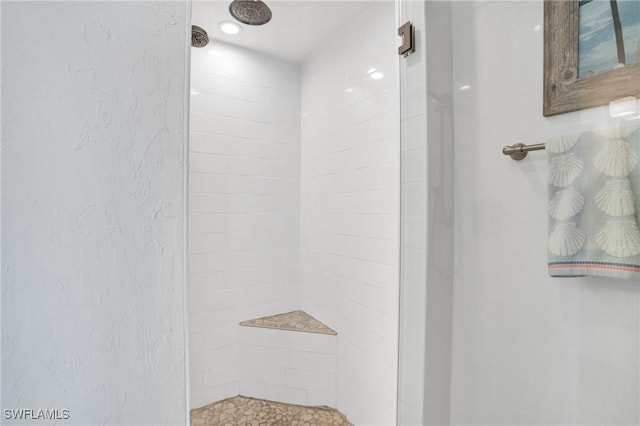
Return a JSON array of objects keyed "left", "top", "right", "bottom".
[{"left": 543, "top": 0, "right": 640, "bottom": 116}]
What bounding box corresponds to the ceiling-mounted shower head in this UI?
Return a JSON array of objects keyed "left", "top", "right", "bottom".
[
  {"left": 229, "top": 0, "right": 272, "bottom": 26},
  {"left": 191, "top": 25, "right": 209, "bottom": 48}
]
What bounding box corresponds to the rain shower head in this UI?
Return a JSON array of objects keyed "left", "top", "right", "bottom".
[
  {"left": 191, "top": 25, "right": 209, "bottom": 47},
  {"left": 229, "top": 0, "right": 272, "bottom": 26}
]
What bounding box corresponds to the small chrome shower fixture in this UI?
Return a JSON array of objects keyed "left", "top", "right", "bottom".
[
  {"left": 191, "top": 25, "right": 209, "bottom": 47},
  {"left": 229, "top": 0, "right": 272, "bottom": 26}
]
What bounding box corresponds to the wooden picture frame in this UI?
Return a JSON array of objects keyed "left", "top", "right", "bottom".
[{"left": 543, "top": 0, "right": 640, "bottom": 116}]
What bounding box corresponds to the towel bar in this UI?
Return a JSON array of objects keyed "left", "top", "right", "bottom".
[{"left": 502, "top": 143, "right": 546, "bottom": 160}]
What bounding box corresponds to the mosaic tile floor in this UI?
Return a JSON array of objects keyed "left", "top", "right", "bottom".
[
  {"left": 239, "top": 310, "right": 337, "bottom": 335},
  {"left": 191, "top": 395, "right": 352, "bottom": 426}
]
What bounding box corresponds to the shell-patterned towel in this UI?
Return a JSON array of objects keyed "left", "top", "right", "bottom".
[{"left": 547, "top": 123, "right": 640, "bottom": 281}]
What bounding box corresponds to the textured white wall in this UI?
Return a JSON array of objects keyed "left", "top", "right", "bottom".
[
  {"left": 300, "top": 3, "right": 400, "bottom": 424},
  {"left": 451, "top": 2, "right": 640, "bottom": 425},
  {"left": 188, "top": 41, "right": 300, "bottom": 409},
  {"left": 1, "top": 2, "right": 189, "bottom": 426}
]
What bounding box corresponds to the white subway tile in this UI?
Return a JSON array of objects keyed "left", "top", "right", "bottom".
[
  {"left": 191, "top": 71, "right": 265, "bottom": 104},
  {"left": 307, "top": 389, "right": 336, "bottom": 407},
  {"left": 241, "top": 362, "right": 286, "bottom": 386},
  {"left": 303, "top": 351, "right": 337, "bottom": 374},
  {"left": 291, "top": 333, "right": 336, "bottom": 354},
  {"left": 203, "top": 361, "right": 239, "bottom": 388},
  {"left": 188, "top": 289, "right": 243, "bottom": 314},
  {"left": 191, "top": 382, "right": 239, "bottom": 409},
  {"left": 239, "top": 379, "right": 267, "bottom": 400},
  {"left": 240, "top": 344, "right": 293, "bottom": 368},
  {"left": 191, "top": 347, "right": 238, "bottom": 375},
  {"left": 264, "top": 384, "right": 302, "bottom": 405},
  {"left": 189, "top": 327, "right": 237, "bottom": 354},
  {"left": 286, "top": 369, "right": 330, "bottom": 392},
  {"left": 190, "top": 368, "right": 204, "bottom": 393}
]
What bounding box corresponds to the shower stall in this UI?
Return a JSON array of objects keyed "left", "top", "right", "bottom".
[
  {"left": 187, "top": 1, "right": 403, "bottom": 424},
  {"left": 186, "top": 0, "right": 454, "bottom": 424}
]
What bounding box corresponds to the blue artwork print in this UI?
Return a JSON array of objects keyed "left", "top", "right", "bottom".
[{"left": 578, "top": 0, "right": 640, "bottom": 78}]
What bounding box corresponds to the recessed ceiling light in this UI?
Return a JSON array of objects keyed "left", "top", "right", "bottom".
[
  {"left": 219, "top": 21, "right": 241, "bottom": 35},
  {"left": 459, "top": 85, "right": 471, "bottom": 91}
]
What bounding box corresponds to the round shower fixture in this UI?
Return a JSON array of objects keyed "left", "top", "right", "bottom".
[
  {"left": 229, "top": 0, "right": 272, "bottom": 26},
  {"left": 191, "top": 25, "right": 209, "bottom": 47}
]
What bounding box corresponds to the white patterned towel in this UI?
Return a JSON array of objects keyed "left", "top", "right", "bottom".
[{"left": 547, "top": 123, "right": 640, "bottom": 281}]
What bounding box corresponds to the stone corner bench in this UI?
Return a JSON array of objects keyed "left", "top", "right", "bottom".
[
  {"left": 238, "top": 310, "right": 338, "bottom": 408},
  {"left": 239, "top": 310, "right": 337, "bottom": 335}
]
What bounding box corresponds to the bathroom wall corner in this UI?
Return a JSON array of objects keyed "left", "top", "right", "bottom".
[{"left": 398, "top": 0, "right": 455, "bottom": 424}]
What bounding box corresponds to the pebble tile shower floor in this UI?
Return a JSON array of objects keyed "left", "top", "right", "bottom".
[{"left": 190, "top": 396, "right": 352, "bottom": 426}]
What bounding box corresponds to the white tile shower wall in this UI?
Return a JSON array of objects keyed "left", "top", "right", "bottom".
[
  {"left": 188, "top": 41, "right": 301, "bottom": 409},
  {"left": 451, "top": 2, "right": 640, "bottom": 425},
  {"left": 2, "top": 2, "right": 188, "bottom": 425},
  {"left": 239, "top": 326, "right": 337, "bottom": 407},
  {"left": 300, "top": 3, "right": 400, "bottom": 424}
]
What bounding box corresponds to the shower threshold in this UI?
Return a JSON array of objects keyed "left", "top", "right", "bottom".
[{"left": 190, "top": 395, "right": 352, "bottom": 426}]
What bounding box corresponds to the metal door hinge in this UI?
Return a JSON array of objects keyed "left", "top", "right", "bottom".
[{"left": 398, "top": 21, "right": 415, "bottom": 57}]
